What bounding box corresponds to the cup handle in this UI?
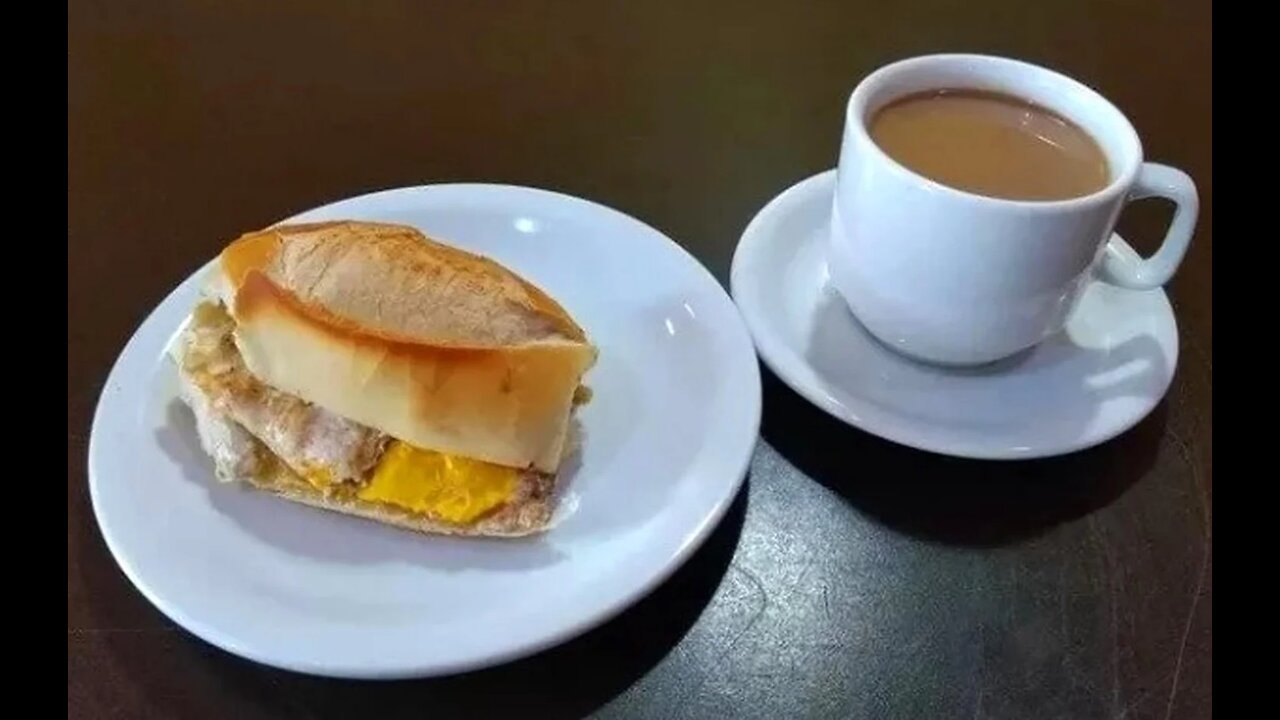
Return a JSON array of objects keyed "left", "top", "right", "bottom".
[{"left": 1097, "top": 163, "right": 1199, "bottom": 290}]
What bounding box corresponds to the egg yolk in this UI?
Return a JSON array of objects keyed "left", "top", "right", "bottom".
[
  {"left": 300, "top": 465, "right": 334, "bottom": 491},
  {"left": 357, "top": 442, "right": 518, "bottom": 524}
]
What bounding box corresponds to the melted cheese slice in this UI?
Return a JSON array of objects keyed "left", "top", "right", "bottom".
[{"left": 357, "top": 441, "right": 519, "bottom": 523}]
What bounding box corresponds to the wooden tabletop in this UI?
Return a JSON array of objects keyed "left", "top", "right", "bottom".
[{"left": 69, "top": 2, "right": 1211, "bottom": 718}]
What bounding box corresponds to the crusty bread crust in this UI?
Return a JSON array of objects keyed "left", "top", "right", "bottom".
[
  {"left": 220, "top": 221, "right": 588, "bottom": 347},
  {"left": 214, "top": 221, "right": 597, "bottom": 473}
]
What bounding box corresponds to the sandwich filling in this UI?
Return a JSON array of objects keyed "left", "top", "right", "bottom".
[{"left": 175, "top": 301, "right": 532, "bottom": 525}]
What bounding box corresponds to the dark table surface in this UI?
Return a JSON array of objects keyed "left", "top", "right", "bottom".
[{"left": 69, "top": 1, "right": 1212, "bottom": 718}]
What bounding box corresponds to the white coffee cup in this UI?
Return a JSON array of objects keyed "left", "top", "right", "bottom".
[{"left": 827, "top": 54, "right": 1198, "bottom": 366}]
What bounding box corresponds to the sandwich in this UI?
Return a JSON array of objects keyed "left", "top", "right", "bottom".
[{"left": 170, "top": 220, "right": 597, "bottom": 537}]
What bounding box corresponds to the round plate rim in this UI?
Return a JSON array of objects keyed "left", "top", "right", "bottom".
[
  {"left": 87, "top": 182, "right": 762, "bottom": 678},
  {"left": 729, "top": 169, "right": 1177, "bottom": 461}
]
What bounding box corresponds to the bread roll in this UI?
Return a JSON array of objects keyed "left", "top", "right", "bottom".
[{"left": 213, "top": 221, "right": 596, "bottom": 472}]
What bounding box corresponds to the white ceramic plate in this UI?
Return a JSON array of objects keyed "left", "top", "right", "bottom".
[
  {"left": 89, "top": 184, "right": 761, "bottom": 678},
  {"left": 731, "top": 170, "right": 1177, "bottom": 460}
]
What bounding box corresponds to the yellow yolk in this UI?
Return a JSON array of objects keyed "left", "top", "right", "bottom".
[
  {"left": 300, "top": 465, "right": 334, "bottom": 491},
  {"left": 357, "top": 442, "right": 518, "bottom": 524}
]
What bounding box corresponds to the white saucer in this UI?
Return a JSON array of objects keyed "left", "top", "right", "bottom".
[
  {"left": 730, "top": 170, "right": 1177, "bottom": 460},
  {"left": 89, "top": 184, "right": 761, "bottom": 678}
]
